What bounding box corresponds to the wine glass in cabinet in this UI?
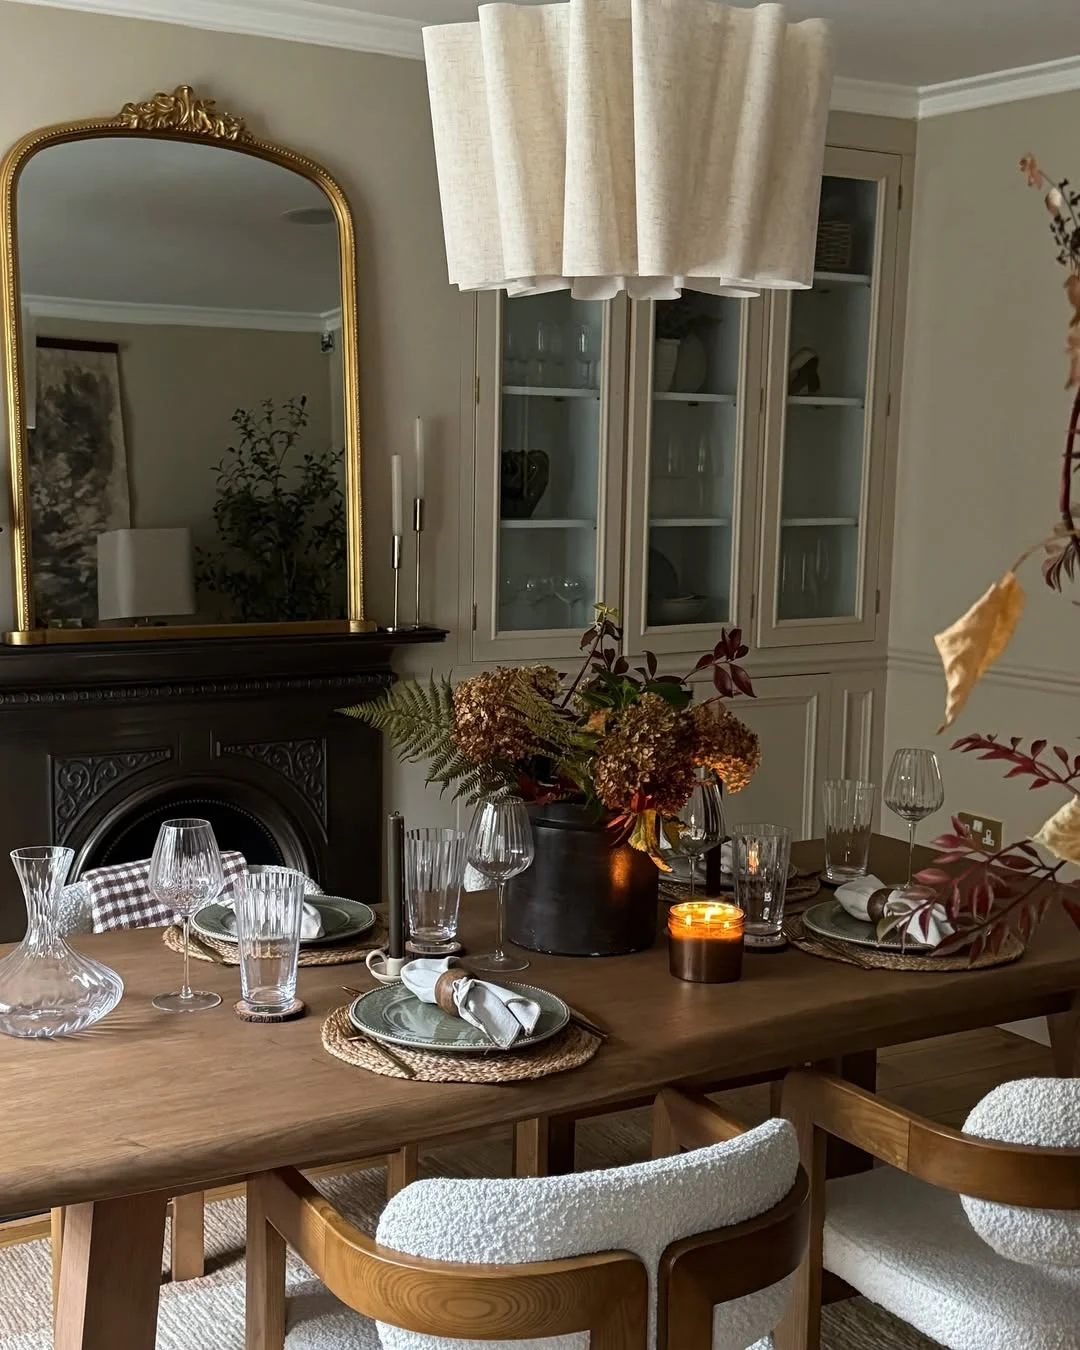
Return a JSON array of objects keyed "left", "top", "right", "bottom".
[
  {"left": 757, "top": 146, "right": 902, "bottom": 648},
  {"left": 471, "top": 290, "right": 628, "bottom": 662},
  {"left": 622, "top": 287, "right": 765, "bottom": 655}
]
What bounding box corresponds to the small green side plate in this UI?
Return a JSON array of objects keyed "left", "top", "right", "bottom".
[
  {"left": 802, "top": 899, "right": 933, "bottom": 951},
  {"left": 348, "top": 981, "right": 570, "bottom": 1055},
  {"left": 192, "top": 896, "right": 375, "bottom": 948}
]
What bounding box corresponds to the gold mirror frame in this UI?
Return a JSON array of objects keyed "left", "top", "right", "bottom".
[{"left": 0, "top": 86, "right": 370, "bottom": 644}]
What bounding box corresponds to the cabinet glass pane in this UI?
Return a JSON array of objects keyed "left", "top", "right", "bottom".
[
  {"left": 497, "top": 292, "right": 603, "bottom": 633},
  {"left": 777, "top": 175, "right": 878, "bottom": 622},
  {"left": 646, "top": 291, "right": 740, "bottom": 628}
]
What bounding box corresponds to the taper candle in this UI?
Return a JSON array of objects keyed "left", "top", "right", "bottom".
[
  {"left": 387, "top": 812, "right": 406, "bottom": 960},
  {"left": 391, "top": 454, "right": 403, "bottom": 536},
  {"left": 414, "top": 417, "right": 425, "bottom": 499}
]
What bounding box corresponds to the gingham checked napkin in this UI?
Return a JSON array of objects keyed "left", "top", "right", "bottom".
[{"left": 86, "top": 850, "right": 247, "bottom": 933}]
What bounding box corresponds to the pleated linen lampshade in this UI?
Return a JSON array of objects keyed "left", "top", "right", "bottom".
[
  {"left": 97, "top": 528, "right": 196, "bottom": 622},
  {"left": 423, "top": 0, "right": 834, "bottom": 301}
]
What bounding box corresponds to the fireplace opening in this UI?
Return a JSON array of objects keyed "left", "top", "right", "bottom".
[{"left": 76, "top": 786, "right": 312, "bottom": 878}]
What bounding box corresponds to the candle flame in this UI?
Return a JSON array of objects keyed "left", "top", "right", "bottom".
[{"left": 669, "top": 900, "right": 744, "bottom": 936}]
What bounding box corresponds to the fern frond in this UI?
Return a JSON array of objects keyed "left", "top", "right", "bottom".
[{"left": 339, "top": 678, "right": 513, "bottom": 799}]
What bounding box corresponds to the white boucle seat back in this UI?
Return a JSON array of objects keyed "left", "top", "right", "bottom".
[
  {"left": 960, "top": 1077, "right": 1080, "bottom": 1268},
  {"left": 373, "top": 1116, "right": 798, "bottom": 1350}
]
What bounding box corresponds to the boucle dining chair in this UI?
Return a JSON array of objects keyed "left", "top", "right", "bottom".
[
  {"left": 245, "top": 1088, "right": 809, "bottom": 1350},
  {"left": 776, "top": 1069, "right": 1080, "bottom": 1350}
]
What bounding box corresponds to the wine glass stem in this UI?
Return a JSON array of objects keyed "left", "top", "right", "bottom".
[
  {"left": 494, "top": 881, "right": 507, "bottom": 961},
  {"left": 690, "top": 866, "right": 696, "bottom": 901},
  {"left": 906, "top": 820, "right": 916, "bottom": 887},
  {"left": 181, "top": 916, "right": 193, "bottom": 1000}
]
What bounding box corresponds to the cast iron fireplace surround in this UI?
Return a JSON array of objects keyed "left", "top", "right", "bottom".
[{"left": 0, "top": 630, "right": 442, "bottom": 940}]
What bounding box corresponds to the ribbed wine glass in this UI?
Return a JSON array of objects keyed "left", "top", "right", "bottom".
[
  {"left": 677, "top": 769, "right": 725, "bottom": 899},
  {"left": 466, "top": 796, "right": 534, "bottom": 973},
  {"left": 150, "top": 819, "right": 225, "bottom": 1012},
  {"left": 883, "top": 749, "right": 945, "bottom": 886}
]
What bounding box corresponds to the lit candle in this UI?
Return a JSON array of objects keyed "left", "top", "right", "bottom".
[
  {"left": 668, "top": 900, "right": 744, "bottom": 983},
  {"left": 391, "top": 454, "right": 403, "bottom": 536},
  {"left": 414, "top": 416, "right": 425, "bottom": 500}
]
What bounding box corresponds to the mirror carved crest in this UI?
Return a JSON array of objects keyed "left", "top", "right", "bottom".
[
  {"left": 0, "top": 86, "right": 368, "bottom": 644},
  {"left": 114, "top": 85, "right": 249, "bottom": 142}
]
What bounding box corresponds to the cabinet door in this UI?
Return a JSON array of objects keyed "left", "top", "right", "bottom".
[
  {"left": 472, "top": 291, "right": 628, "bottom": 663},
  {"left": 623, "top": 290, "right": 764, "bottom": 656},
  {"left": 756, "top": 147, "right": 901, "bottom": 648},
  {"left": 722, "top": 673, "right": 830, "bottom": 839}
]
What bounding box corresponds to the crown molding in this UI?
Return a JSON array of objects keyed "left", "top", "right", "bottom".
[
  {"left": 918, "top": 53, "right": 1080, "bottom": 119},
  {"left": 10, "top": 0, "right": 424, "bottom": 58},
  {"left": 25, "top": 293, "right": 336, "bottom": 332},
  {"left": 830, "top": 77, "right": 918, "bottom": 120},
  {"left": 13, "top": 1, "right": 1080, "bottom": 123}
]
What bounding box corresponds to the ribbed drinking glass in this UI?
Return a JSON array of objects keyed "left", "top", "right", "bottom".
[
  {"left": 405, "top": 827, "right": 466, "bottom": 956},
  {"left": 233, "top": 869, "right": 305, "bottom": 1012},
  {"left": 822, "top": 779, "right": 876, "bottom": 883},
  {"left": 883, "top": 749, "right": 944, "bottom": 886}
]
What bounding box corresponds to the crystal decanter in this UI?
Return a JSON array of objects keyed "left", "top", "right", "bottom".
[{"left": 0, "top": 847, "right": 123, "bottom": 1038}]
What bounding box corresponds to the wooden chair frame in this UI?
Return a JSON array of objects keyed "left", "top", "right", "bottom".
[
  {"left": 773, "top": 1068, "right": 1080, "bottom": 1350},
  {"left": 246, "top": 1088, "right": 809, "bottom": 1350}
]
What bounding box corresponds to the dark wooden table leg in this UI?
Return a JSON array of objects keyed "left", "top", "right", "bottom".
[
  {"left": 828, "top": 1050, "right": 876, "bottom": 1177},
  {"left": 1048, "top": 993, "right": 1080, "bottom": 1077},
  {"left": 513, "top": 1113, "right": 576, "bottom": 1176},
  {"left": 55, "top": 1190, "right": 168, "bottom": 1350}
]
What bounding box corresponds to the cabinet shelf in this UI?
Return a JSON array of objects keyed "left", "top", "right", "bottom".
[
  {"left": 781, "top": 516, "right": 859, "bottom": 528},
  {"left": 653, "top": 392, "right": 736, "bottom": 404},
  {"left": 813, "top": 270, "right": 872, "bottom": 286},
  {"left": 649, "top": 517, "right": 732, "bottom": 528},
  {"left": 786, "top": 396, "right": 865, "bottom": 408},
  {"left": 499, "top": 518, "right": 595, "bottom": 530},
  {"left": 502, "top": 385, "right": 599, "bottom": 400}
]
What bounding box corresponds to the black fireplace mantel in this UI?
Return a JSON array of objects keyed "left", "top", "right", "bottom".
[{"left": 0, "top": 628, "right": 446, "bottom": 938}]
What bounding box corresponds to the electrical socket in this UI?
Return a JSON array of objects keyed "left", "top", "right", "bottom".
[{"left": 956, "top": 811, "right": 1003, "bottom": 853}]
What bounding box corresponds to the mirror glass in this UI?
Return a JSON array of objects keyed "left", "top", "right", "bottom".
[{"left": 17, "top": 137, "right": 347, "bottom": 630}]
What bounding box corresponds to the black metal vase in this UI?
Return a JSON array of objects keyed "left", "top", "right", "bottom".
[{"left": 506, "top": 802, "right": 659, "bottom": 956}]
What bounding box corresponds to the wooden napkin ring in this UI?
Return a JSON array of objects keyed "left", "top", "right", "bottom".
[
  {"left": 867, "top": 888, "right": 894, "bottom": 923},
  {"left": 434, "top": 968, "right": 468, "bottom": 1015}
]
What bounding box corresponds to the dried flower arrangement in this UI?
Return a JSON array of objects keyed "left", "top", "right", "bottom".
[
  {"left": 901, "top": 155, "right": 1080, "bottom": 956},
  {"left": 344, "top": 607, "right": 761, "bottom": 864}
]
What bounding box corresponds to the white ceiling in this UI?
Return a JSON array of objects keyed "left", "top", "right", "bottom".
[
  {"left": 334, "top": 0, "right": 1080, "bottom": 90},
  {"left": 18, "top": 137, "right": 340, "bottom": 320}
]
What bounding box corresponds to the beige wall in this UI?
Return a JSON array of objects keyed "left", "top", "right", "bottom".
[
  {"left": 885, "top": 90, "right": 1080, "bottom": 844},
  {"left": 0, "top": 1, "right": 467, "bottom": 821}
]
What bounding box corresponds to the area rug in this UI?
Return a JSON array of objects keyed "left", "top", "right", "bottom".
[{"left": 0, "top": 1108, "right": 940, "bottom": 1349}]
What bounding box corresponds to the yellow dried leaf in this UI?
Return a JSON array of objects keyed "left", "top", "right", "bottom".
[
  {"left": 934, "top": 572, "right": 1024, "bottom": 731},
  {"left": 1032, "top": 796, "right": 1080, "bottom": 865}
]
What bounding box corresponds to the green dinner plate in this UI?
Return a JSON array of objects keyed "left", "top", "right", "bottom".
[
  {"left": 802, "top": 899, "right": 933, "bottom": 952},
  {"left": 348, "top": 980, "right": 570, "bottom": 1055},
  {"left": 192, "top": 895, "right": 375, "bottom": 948}
]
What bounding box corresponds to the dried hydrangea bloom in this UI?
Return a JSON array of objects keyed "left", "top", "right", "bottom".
[
  {"left": 689, "top": 702, "right": 761, "bottom": 793},
  {"left": 451, "top": 665, "right": 560, "bottom": 764},
  {"left": 593, "top": 693, "right": 698, "bottom": 816}
]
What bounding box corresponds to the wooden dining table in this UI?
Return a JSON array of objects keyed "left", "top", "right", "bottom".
[{"left": 2, "top": 833, "right": 1078, "bottom": 1349}]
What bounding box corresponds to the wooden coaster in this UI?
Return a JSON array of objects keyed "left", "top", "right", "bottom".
[{"left": 235, "top": 997, "right": 306, "bottom": 1023}]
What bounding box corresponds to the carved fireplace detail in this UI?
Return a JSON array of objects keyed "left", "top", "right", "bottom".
[{"left": 0, "top": 632, "right": 435, "bottom": 939}]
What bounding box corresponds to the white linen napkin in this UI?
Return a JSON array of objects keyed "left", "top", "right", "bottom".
[
  {"left": 220, "top": 880, "right": 324, "bottom": 940},
  {"left": 835, "top": 874, "right": 954, "bottom": 945},
  {"left": 401, "top": 957, "right": 541, "bottom": 1049}
]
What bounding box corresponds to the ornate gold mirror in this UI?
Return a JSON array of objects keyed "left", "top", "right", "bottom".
[{"left": 0, "top": 86, "right": 367, "bottom": 643}]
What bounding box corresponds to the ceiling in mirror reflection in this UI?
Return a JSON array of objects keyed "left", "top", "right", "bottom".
[{"left": 18, "top": 139, "right": 340, "bottom": 327}]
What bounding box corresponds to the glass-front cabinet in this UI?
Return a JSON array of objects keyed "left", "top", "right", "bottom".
[
  {"left": 622, "top": 290, "right": 763, "bottom": 653},
  {"left": 471, "top": 291, "right": 628, "bottom": 661},
  {"left": 756, "top": 146, "right": 901, "bottom": 648},
  {"left": 470, "top": 144, "right": 903, "bottom": 664}
]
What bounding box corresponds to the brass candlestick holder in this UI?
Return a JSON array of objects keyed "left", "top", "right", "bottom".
[
  {"left": 412, "top": 496, "right": 426, "bottom": 628},
  {"left": 386, "top": 532, "right": 405, "bottom": 632}
]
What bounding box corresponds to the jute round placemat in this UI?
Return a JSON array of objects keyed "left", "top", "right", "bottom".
[
  {"left": 660, "top": 874, "right": 822, "bottom": 909},
  {"left": 322, "top": 1003, "right": 601, "bottom": 1083},
  {"left": 163, "top": 916, "right": 388, "bottom": 967},
  {"left": 784, "top": 912, "right": 1025, "bottom": 971}
]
